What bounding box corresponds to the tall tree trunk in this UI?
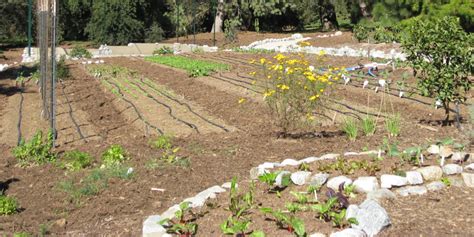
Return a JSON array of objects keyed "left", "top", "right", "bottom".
[{"left": 211, "top": 0, "right": 224, "bottom": 33}]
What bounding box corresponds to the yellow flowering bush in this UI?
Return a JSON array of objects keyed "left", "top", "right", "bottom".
[{"left": 251, "top": 53, "right": 342, "bottom": 133}]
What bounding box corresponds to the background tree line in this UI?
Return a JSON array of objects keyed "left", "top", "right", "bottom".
[{"left": 0, "top": 0, "right": 472, "bottom": 46}]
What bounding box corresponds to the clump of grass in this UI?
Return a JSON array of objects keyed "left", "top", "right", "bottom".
[
  {"left": 0, "top": 195, "right": 18, "bottom": 215},
  {"left": 151, "top": 134, "right": 173, "bottom": 150},
  {"left": 361, "top": 116, "right": 376, "bottom": 136},
  {"left": 60, "top": 150, "right": 92, "bottom": 171},
  {"left": 342, "top": 118, "right": 358, "bottom": 141},
  {"left": 144, "top": 55, "right": 229, "bottom": 77},
  {"left": 101, "top": 145, "right": 128, "bottom": 167},
  {"left": 12, "top": 130, "right": 56, "bottom": 167},
  {"left": 69, "top": 45, "right": 92, "bottom": 59},
  {"left": 385, "top": 114, "right": 401, "bottom": 137}
]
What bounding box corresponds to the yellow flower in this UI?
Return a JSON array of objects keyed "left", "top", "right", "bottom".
[
  {"left": 267, "top": 75, "right": 272, "bottom": 79},
  {"left": 260, "top": 58, "right": 266, "bottom": 64},
  {"left": 318, "top": 50, "right": 326, "bottom": 56},
  {"left": 263, "top": 90, "right": 275, "bottom": 99},
  {"left": 251, "top": 80, "right": 256, "bottom": 85},
  {"left": 320, "top": 89, "right": 324, "bottom": 92},
  {"left": 309, "top": 95, "right": 318, "bottom": 101},
  {"left": 249, "top": 71, "right": 256, "bottom": 76},
  {"left": 238, "top": 98, "right": 246, "bottom": 104},
  {"left": 280, "top": 84, "right": 290, "bottom": 90},
  {"left": 274, "top": 54, "right": 286, "bottom": 61},
  {"left": 249, "top": 59, "right": 256, "bottom": 64}
]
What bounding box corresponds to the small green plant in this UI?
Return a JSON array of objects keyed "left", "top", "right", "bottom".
[
  {"left": 228, "top": 177, "right": 254, "bottom": 218},
  {"left": 220, "top": 216, "right": 250, "bottom": 236},
  {"left": 298, "top": 162, "right": 311, "bottom": 171},
  {"left": 159, "top": 202, "right": 198, "bottom": 237},
  {"left": 318, "top": 158, "right": 381, "bottom": 176},
  {"left": 15, "top": 72, "right": 28, "bottom": 87},
  {"left": 342, "top": 184, "right": 356, "bottom": 198},
  {"left": 290, "top": 191, "right": 309, "bottom": 204},
  {"left": 60, "top": 150, "right": 92, "bottom": 171},
  {"left": 12, "top": 130, "right": 56, "bottom": 167},
  {"left": 382, "top": 138, "right": 401, "bottom": 157},
  {"left": 260, "top": 207, "right": 306, "bottom": 236},
  {"left": 13, "top": 232, "right": 30, "bottom": 237},
  {"left": 342, "top": 118, "right": 358, "bottom": 141},
  {"left": 101, "top": 145, "right": 127, "bottom": 167},
  {"left": 57, "top": 55, "right": 70, "bottom": 80},
  {"left": 153, "top": 46, "right": 174, "bottom": 55},
  {"left": 440, "top": 177, "right": 451, "bottom": 187},
  {"left": 361, "top": 116, "right": 376, "bottom": 136},
  {"left": 385, "top": 114, "right": 401, "bottom": 137},
  {"left": 258, "top": 171, "right": 290, "bottom": 191},
  {"left": 0, "top": 195, "right": 18, "bottom": 215},
  {"left": 191, "top": 47, "right": 204, "bottom": 54},
  {"left": 402, "top": 146, "right": 423, "bottom": 166},
  {"left": 69, "top": 45, "right": 92, "bottom": 59}
]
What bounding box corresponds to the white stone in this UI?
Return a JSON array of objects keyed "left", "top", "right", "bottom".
[
  {"left": 161, "top": 204, "right": 180, "bottom": 219},
  {"left": 461, "top": 173, "right": 474, "bottom": 188},
  {"left": 280, "top": 158, "right": 301, "bottom": 166},
  {"left": 250, "top": 167, "right": 267, "bottom": 180},
  {"left": 319, "top": 153, "right": 340, "bottom": 160},
  {"left": 353, "top": 177, "right": 379, "bottom": 193},
  {"left": 417, "top": 166, "right": 443, "bottom": 181},
  {"left": 442, "top": 164, "right": 463, "bottom": 175},
  {"left": 301, "top": 156, "right": 318, "bottom": 163},
  {"left": 310, "top": 233, "right": 327, "bottom": 237},
  {"left": 290, "top": 171, "right": 312, "bottom": 186},
  {"left": 439, "top": 146, "right": 453, "bottom": 158},
  {"left": 335, "top": 31, "right": 343, "bottom": 36},
  {"left": 258, "top": 162, "right": 279, "bottom": 169},
  {"left": 345, "top": 204, "right": 359, "bottom": 220},
  {"left": 143, "top": 215, "right": 168, "bottom": 237},
  {"left": 405, "top": 171, "right": 423, "bottom": 185},
  {"left": 327, "top": 176, "right": 352, "bottom": 190},
  {"left": 464, "top": 163, "right": 474, "bottom": 171},
  {"left": 380, "top": 174, "right": 408, "bottom": 189},
  {"left": 344, "top": 152, "right": 359, "bottom": 156},
  {"left": 275, "top": 171, "right": 291, "bottom": 188},
  {"left": 351, "top": 199, "right": 390, "bottom": 236},
  {"left": 358, "top": 150, "right": 379, "bottom": 155},
  {"left": 330, "top": 228, "right": 366, "bottom": 237},
  {"left": 427, "top": 145, "right": 440, "bottom": 154},
  {"left": 366, "top": 189, "right": 396, "bottom": 202},
  {"left": 396, "top": 186, "right": 428, "bottom": 197},
  {"left": 426, "top": 181, "right": 446, "bottom": 191},
  {"left": 452, "top": 152, "right": 467, "bottom": 163},
  {"left": 221, "top": 182, "right": 236, "bottom": 189},
  {"left": 310, "top": 173, "right": 330, "bottom": 187}
]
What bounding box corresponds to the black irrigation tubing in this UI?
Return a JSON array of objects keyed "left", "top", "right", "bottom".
[
  {"left": 58, "top": 80, "right": 87, "bottom": 141},
  {"left": 107, "top": 80, "right": 164, "bottom": 135},
  {"left": 326, "top": 98, "right": 386, "bottom": 118},
  {"left": 128, "top": 80, "right": 200, "bottom": 133},
  {"left": 17, "top": 89, "right": 24, "bottom": 145},
  {"left": 208, "top": 75, "right": 261, "bottom": 94},
  {"left": 320, "top": 104, "right": 362, "bottom": 120},
  {"left": 139, "top": 78, "right": 230, "bottom": 132},
  {"left": 217, "top": 72, "right": 258, "bottom": 87}
]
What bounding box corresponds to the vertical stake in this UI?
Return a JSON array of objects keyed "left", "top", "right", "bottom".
[
  {"left": 192, "top": 0, "right": 196, "bottom": 45},
  {"left": 51, "top": 0, "right": 57, "bottom": 146},
  {"left": 176, "top": 0, "right": 179, "bottom": 43},
  {"left": 28, "top": 0, "right": 32, "bottom": 57}
]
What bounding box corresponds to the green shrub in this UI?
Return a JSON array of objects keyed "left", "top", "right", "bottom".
[
  {"left": 61, "top": 150, "right": 92, "bottom": 171},
  {"left": 69, "top": 45, "right": 92, "bottom": 59},
  {"left": 57, "top": 55, "right": 70, "bottom": 80},
  {"left": 361, "top": 116, "right": 376, "bottom": 136},
  {"left": 0, "top": 195, "right": 18, "bottom": 215},
  {"left": 101, "top": 145, "right": 128, "bottom": 167},
  {"left": 401, "top": 16, "right": 472, "bottom": 122},
  {"left": 12, "top": 130, "right": 56, "bottom": 167},
  {"left": 153, "top": 46, "right": 174, "bottom": 55},
  {"left": 145, "top": 23, "right": 165, "bottom": 43},
  {"left": 342, "top": 118, "right": 358, "bottom": 141},
  {"left": 385, "top": 114, "right": 401, "bottom": 137},
  {"left": 353, "top": 23, "right": 370, "bottom": 42}
]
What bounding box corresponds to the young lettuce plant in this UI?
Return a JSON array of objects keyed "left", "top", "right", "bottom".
[
  {"left": 258, "top": 171, "right": 290, "bottom": 192},
  {"left": 159, "top": 202, "right": 198, "bottom": 237},
  {"left": 260, "top": 207, "right": 306, "bottom": 236}
]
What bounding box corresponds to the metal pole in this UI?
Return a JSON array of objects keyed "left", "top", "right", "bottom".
[
  {"left": 213, "top": 0, "right": 216, "bottom": 46},
  {"left": 28, "top": 0, "right": 32, "bottom": 57},
  {"left": 51, "top": 0, "right": 57, "bottom": 145},
  {"left": 176, "top": 0, "right": 179, "bottom": 43},
  {"left": 192, "top": 0, "right": 196, "bottom": 44}
]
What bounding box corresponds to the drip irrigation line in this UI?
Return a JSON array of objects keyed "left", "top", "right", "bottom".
[
  {"left": 320, "top": 104, "right": 362, "bottom": 120},
  {"left": 139, "top": 78, "right": 230, "bottom": 132},
  {"left": 129, "top": 80, "right": 200, "bottom": 133},
  {"left": 208, "top": 75, "right": 261, "bottom": 93},
  {"left": 217, "top": 72, "right": 258, "bottom": 87},
  {"left": 326, "top": 98, "right": 386, "bottom": 118},
  {"left": 108, "top": 80, "right": 164, "bottom": 135},
  {"left": 17, "top": 89, "right": 24, "bottom": 146},
  {"left": 58, "top": 80, "right": 86, "bottom": 141}
]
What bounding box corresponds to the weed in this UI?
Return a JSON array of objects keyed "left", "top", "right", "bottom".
[
  {"left": 385, "top": 114, "right": 401, "bottom": 137},
  {"left": 60, "top": 150, "right": 92, "bottom": 171},
  {"left": 151, "top": 135, "right": 173, "bottom": 150},
  {"left": 12, "top": 130, "right": 56, "bottom": 167},
  {"left": 440, "top": 177, "right": 451, "bottom": 186},
  {"left": 0, "top": 195, "right": 18, "bottom": 215},
  {"left": 70, "top": 45, "right": 92, "bottom": 59},
  {"left": 101, "top": 145, "right": 128, "bottom": 167},
  {"left": 153, "top": 46, "right": 174, "bottom": 55},
  {"left": 361, "top": 116, "right": 376, "bottom": 136},
  {"left": 342, "top": 118, "right": 358, "bottom": 141},
  {"left": 160, "top": 201, "right": 198, "bottom": 236}
]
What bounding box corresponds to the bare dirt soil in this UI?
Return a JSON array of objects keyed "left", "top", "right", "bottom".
[{"left": 0, "top": 44, "right": 471, "bottom": 236}]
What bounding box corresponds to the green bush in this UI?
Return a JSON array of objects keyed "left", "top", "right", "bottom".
[
  {"left": 153, "top": 46, "right": 174, "bottom": 55},
  {"left": 12, "top": 130, "right": 56, "bottom": 167},
  {"left": 101, "top": 145, "right": 128, "bottom": 167},
  {"left": 145, "top": 23, "right": 165, "bottom": 43},
  {"left": 57, "top": 55, "right": 70, "bottom": 80},
  {"left": 401, "top": 16, "right": 473, "bottom": 122},
  {"left": 0, "top": 195, "right": 18, "bottom": 215},
  {"left": 61, "top": 150, "right": 92, "bottom": 171},
  {"left": 69, "top": 45, "right": 92, "bottom": 59}
]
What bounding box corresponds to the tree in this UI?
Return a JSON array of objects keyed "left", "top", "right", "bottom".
[
  {"left": 85, "top": 0, "right": 144, "bottom": 45},
  {"left": 401, "top": 16, "right": 473, "bottom": 124},
  {"left": 0, "top": 0, "right": 30, "bottom": 43}
]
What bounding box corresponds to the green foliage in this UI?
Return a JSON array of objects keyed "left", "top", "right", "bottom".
[
  {"left": 159, "top": 201, "right": 198, "bottom": 236},
  {"left": 361, "top": 116, "right": 376, "bottom": 136},
  {"left": 57, "top": 55, "right": 70, "bottom": 80},
  {"left": 145, "top": 23, "right": 165, "bottom": 43},
  {"left": 228, "top": 177, "right": 254, "bottom": 218},
  {"left": 0, "top": 195, "right": 18, "bottom": 215},
  {"left": 13, "top": 233, "right": 30, "bottom": 237},
  {"left": 441, "top": 177, "right": 451, "bottom": 187},
  {"left": 151, "top": 134, "right": 173, "bottom": 149},
  {"left": 60, "top": 150, "right": 92, "bottom": 171},
  {"left": 153, "top": 46, "right": 174, "bottom": 55},
  {"left": 69, "top": 45, "right": 92, "bottom": 59},
  {"left": 401, "top": 16, "right": 472, "bottom": 121},
  {"left": 318, "top": 158, "right": 381, "bottom": 176},
  {"left": 260, "top": 207, "right": 305, "bottom": 236},
  {"left": 85, "top": 0, "right": 143, "bottom": 45},
  {"left": 342, "top": 118, "right": 358, "bottom": 141},
  {"left": 385, "top": 114, "right": 401, "bottom": 137},
  {"left": 144, "top": 55, "right": 229, "bottom": 77},
  {"left": 101, "top": 145, "right": 128, "bottom": 167},
  {"left": 220, "top": 216, "right": 250, "bottom": 235},
  {"left": 12, "top": 130, "right": 56, "bottom": 167},
  {"left": 164, "top": 3, "right": 189, "bottom": 38}
]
